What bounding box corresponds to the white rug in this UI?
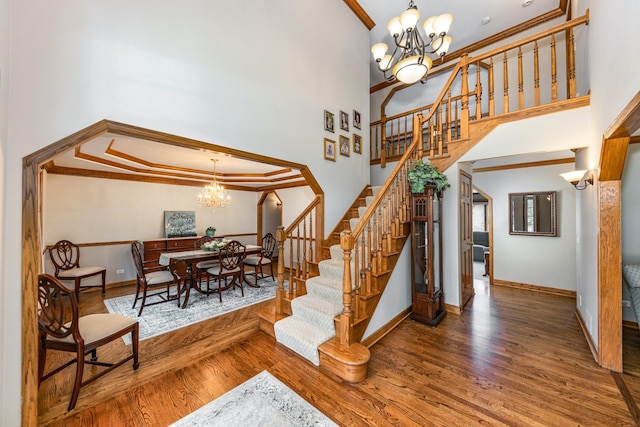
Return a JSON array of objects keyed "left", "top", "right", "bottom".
[
  {"left": 104, "top": 277, "right": 278, "bottom": 344},
  {"left": 170, "top": 370, "right": 338, "bottom": 427}
]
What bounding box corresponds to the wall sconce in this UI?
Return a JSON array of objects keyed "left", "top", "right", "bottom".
[{"left": 560, "top": 170, "right": 594, "bottom": 190}]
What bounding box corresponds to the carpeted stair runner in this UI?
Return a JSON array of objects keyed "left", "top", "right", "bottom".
[{"left": 274, "top": 186, "right": 381, "bottom": 365}]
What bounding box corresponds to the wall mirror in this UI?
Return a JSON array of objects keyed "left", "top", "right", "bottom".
[{"left": 509, "top": 191, "right": 557, "bottom": 237}]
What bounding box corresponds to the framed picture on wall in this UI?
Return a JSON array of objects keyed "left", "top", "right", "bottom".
[
  {"left": 353, "top": 134, "right": 362, "bottom": 154},
  {"left": 164, "top": 210, "right": 197, "bottom": 238},
  {"left": 324, "top": 138, "right": 336, "bottom": 161},
  {"left": 353, "top": 110, "right": 361, "bottom": 129},
  {"left": 340, "top": 110, "right": 349, "bottom": 131},
  {"left": 340, "top": 135, "right": 350, "bottom": 157},
  {"left": 324, "top": 110, "right": 335, "bottom": 133}
]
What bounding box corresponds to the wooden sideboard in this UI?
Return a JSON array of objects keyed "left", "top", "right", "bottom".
[{"left": 141, "top": 236, "right": 201, "bottom": 269}]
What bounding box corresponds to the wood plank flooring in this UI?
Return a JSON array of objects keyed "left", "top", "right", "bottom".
[{"left": 38, "top": 277, "right": 640, "bottom": 426}]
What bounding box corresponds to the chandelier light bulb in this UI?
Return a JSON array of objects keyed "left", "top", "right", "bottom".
[
  {"left": 422, "top": 16, "right": 438, "bottom": 37},
  {"left": 432, "top": 35, "right": 452, "bottom": 57},
  {"left": 400, "top": 7, "right": 420, "bottom": 31},
  {"left": 433, "top": 13, "right": 454, "bottom": 36},
  {"left": 371, "top": 43, "right": 388, "bottom": 61},
  {"left": 387, "top": 16, "right": 403, "bottom": 37}
]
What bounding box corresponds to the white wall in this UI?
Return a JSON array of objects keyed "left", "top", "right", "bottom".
[
  {"left": 473, "top": 163, "right": 577, "bottom": 291},
  {"left": 573, "top": 0, "right": 640, "bottom": 346},
  {"left": 2, "top": 1, "right": 370, "bottom": 424},
  {"left": 0, "top": 0, "right": 7, "bottom": 420}
]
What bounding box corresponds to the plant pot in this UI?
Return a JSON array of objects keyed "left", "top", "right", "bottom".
[{"left": 206, "top": 229, "right": 215, "bottom": 237}]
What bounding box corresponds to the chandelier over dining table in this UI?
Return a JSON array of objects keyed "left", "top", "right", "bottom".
[
  {"left": 371, "top": 0, "right": 453, "bottom": 85},
  {"left": 197, "top": 158, "right": 232, "bottom": 208}
]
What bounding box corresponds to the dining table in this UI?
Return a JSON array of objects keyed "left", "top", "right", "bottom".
[{"left": 159, "top": 244, "right": 263, "bottom": 308}]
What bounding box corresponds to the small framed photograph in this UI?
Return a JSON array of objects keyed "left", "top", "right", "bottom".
[
  {"left": 340, "top": 110, "right": 349, "bottom": 132},
  {"left": 324, "top": 138, "right": 336, "bottom": 161},
  {"left": 324, "top": 110, "right": 335, "bottom": 133},
  {"left": 339, "top": 135, "right": 350, "bottom": 157},
  {"left": 353, "top": 110, "right": 361, "bottom": 130},
  {"left": 353, "top": 134, "right": 362, "bottom": 154}
]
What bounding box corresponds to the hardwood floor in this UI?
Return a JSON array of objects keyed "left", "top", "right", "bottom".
[{"left": 38, "top": 279, "right": 638, "bottom": 426}]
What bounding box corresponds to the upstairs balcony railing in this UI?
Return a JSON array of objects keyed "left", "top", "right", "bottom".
[{"left": 370, "top": 12, "right": 590, "bottom": 166}]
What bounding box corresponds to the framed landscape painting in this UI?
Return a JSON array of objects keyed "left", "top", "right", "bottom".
[{"left": 164, "top": 210, "right": 197, "bottom": 238}]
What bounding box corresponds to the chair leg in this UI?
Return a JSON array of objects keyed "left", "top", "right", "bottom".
[
  {"left": 132, "top": 323, "right": 140, "bottom": 370},
  {"left": 38, "top": 339, "right": 47, "bottom": 387},
  {"left": 132, "top": 279, "right": 142, "bottom": 309},
  {"left": 137, "top": 286, "right": 148, "bottom": 317},
  {"left": 68, "top": 348, "right": 85, "bottom": 411},
  {"left": 74, "top": 278, "right": 81, "bottom": 302},
  {"left": 218, "top": 277, "right": 223, "bottom": 303},
  {"left": 100, "top": 270, "right": 106, "bottom": 295}
]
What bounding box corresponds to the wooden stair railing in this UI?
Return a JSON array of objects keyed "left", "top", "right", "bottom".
[
  {"left": 274, "top": 195, "right": 323, "bottom": 316},
  {"left": 371, "top": 12, "right": 590, "bottom": 167},
  {"left": 336, "top": 116, "right": 425, "bottom": 347}
]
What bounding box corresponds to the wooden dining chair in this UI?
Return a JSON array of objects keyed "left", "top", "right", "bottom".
[
  {"left": 243, "top": 232, "right": 277, "bottom": 285},
  {"left": 194, "top": 236, "right": 219, "bottom": 285},
  {"left": 48, "top": 239, "right": 106, "bottom": 301},
  {"left": 37, "top": 274, "right": 139, "bottom": 411},
  {"left": 130, "top": 242, "right": 179, "bottom": 316},
  {"left": 205, "top": 240, "right": 246, "bottom": 302}
]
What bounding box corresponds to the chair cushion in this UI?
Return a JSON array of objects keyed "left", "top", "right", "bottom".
[
  {"left": 207, "top": 265, "right": 241, "bottom": 275},
  {"left": 196, "top": 260, "right": 218, "bottom": 269},
  {"left": 623, "top": 264, "right": 640, "bottom": 288},
  {"left": 144, "top": 270, "right": 175, "bottom": 285},
  {"left": 243, "top": 256, "right": 271, "bottom": 267},
  {"left": 48, "top": 314, "right": 137, "bottom": 344},
  {"left": 57, "top": 266, "right": 105, "bottom": 278}
]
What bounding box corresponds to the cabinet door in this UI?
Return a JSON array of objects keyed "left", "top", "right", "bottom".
[{"left": 166, "top": 237, "right": 198, "bottom": 251}]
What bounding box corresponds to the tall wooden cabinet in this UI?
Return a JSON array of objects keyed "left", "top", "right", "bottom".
[{"left": 410, "top": 186, "right": 446, "bottom": 326}]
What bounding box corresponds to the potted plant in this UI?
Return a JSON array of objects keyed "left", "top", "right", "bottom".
[
  {"left": 206, "top": 226, "right": 216, "bottom": 237},
  {"left": 407, "top": 159, "right": 450, "bottom": 193}
]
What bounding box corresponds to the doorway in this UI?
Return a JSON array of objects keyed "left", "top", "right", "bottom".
[{"left": 258, "top": 191, "right": 282, "bottom": 241}]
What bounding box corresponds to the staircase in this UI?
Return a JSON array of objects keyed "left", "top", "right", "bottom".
[
  {"left": 273, "top": 188, "right": 381, "bottom": 366},
  {"left": 260, "top": 12, "right": 591, "bottom": 383}
]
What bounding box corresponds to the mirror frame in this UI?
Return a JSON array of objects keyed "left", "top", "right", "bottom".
[{"left": 508, "top": 191, "right": 557, "bottom": 237}]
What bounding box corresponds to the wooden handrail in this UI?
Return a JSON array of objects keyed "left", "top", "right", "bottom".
[{"left": 275, "top": 195, "right": 323, "bottom": 315}]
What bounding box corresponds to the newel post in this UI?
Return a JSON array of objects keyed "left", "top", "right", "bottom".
[
  {"left": 460, "top": 53, "right": 470, "bottom": 140},
  {"left": 338, "top": 230, "right": 355, "bottom": 346},
  {"left": 275, "top": 226, "right": 286, "bottom": 315}
]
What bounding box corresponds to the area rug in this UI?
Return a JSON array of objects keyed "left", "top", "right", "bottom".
[
  {"left": 103, "top": 277, "right": 278, "bottom": 344},
  {"left": 170, "top": 370, "right": 338, "bottom": 427}
]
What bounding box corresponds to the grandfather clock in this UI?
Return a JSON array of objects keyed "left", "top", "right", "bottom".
[{"left": 410, "top": 186, "right": 446, "bottom": 326}]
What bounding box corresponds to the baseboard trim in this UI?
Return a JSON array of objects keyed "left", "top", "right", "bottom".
[
  {"left": 575, "top": 308, "right": 598, "bottom": 363},
  {"left": 623, "top": 319, "right": 639, "bottom": 330},
  {"left": 445, "top": 303, "right": 462, "bottom": 315},
  {"left": 493, "top": 279, "right": 576, "bottom": 298},
  {"left": 361, "top": 307, "right": 411, "bottom": 348}
]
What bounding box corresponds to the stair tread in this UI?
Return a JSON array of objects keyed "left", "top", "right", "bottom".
[{"left": 274, "top": 316, "right": 334, "bottom": 366}]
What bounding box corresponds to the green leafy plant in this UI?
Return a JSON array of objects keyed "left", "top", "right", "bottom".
[{"left": 407, "top": 159, "right": 450, "bottom": 193}]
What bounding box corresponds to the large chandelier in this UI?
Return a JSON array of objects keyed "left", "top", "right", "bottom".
[
  {"left": 197, "top": 158, "right": 232, "bottom": 208},
  {"left": 371, "top": 1, "right": 453, "bottom": 85}
]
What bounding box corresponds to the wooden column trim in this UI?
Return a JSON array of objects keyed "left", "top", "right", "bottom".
[{"left": 597, "top": 180, "right": 622, "bottom": 372}]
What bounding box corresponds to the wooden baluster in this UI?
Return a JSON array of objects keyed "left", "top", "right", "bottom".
[
  {"left": 551, "top": 34, "right": 558, "bottom": 102},
  {"left": 403, "top": 115, "right": 409, "bottom": 156},
  {"left": 308, "top": 211, "right": 314, "bottom": 270},
  {"left": 534, "top": 41, "right": 540, "bottom": 106},
  {"left": 429, "top": 117, "right": 435, "bottom": 158},
  {"left": 488, "top": 57, "right": 495, "bottom": 117},
  {"left": 380, "top": 115, "right": 387, "bottom": 168},
  {"left": 295, "top": 224, "right": 301, "bottom": 288},
  {"left": 437, "top": 107, "right": 444, "bottom": 157},
  {"left": 567, "top": 27, "right": 576, "bottom": 99},
  {"left": 302, "top": 216, "right": 308, "bottom": 282},
  {"left": 475, "top": 62, "right": 482, "bottom": 120},
  {"left": 518, "top": 47, "right": 524, "bottom": 110},
  {"left": 371, "top": 125, "right": 377, "bottom": 162},
  {"left": 460, "top": 53, "right": 469, "bottom": 139},
  {"left": 275, "top": 226, "right": 286, "bottom": 315},
  {"left": 454, "top": 100, "right": 459, "bottom": 139},
  {"left": 446, "top": 88, "right": 452, "bottom": 142},
  {"left": 339, "top": 231, "right": 354, "bottom": 346},
  {"left": 503, "top": 52, "right": 509, "bottom": 113},
  {"left": 288, "top": 231, "right": 294, "bottom": 299}
]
